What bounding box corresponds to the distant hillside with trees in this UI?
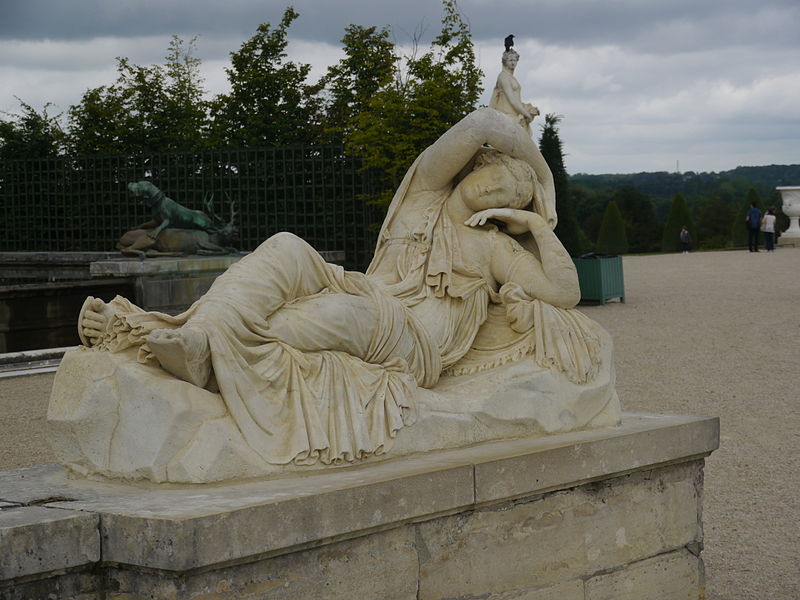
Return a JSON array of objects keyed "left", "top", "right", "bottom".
[{"left": 570, "top": 165, "right": 798, "bottom": 252}]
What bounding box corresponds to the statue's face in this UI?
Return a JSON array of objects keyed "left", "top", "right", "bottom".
[
  {"left": 461, "top": 163, "right": 517, "bottom": 212},
  {"left": 504, "top": 55, "right": 518, "bottom": 69}
]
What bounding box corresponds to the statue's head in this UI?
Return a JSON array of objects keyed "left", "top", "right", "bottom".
[
  {"left": 470, "top": 150, "right": 536, "bottom": 210},
  {"left": 501, "top": 48, "right": 520, "bottom": 69}
]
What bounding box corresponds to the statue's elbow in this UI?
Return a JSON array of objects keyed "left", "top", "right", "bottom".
[
  {"left": 551, "top": 280, "right": 581, "bottom": 308},
  {"left": 564, "top": 285, "right": 581, "bottom": 308}
]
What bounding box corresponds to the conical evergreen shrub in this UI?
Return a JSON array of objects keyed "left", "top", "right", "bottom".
[
  {"left": 661, "top": 193, "right": 695, "bottom": 252},
  {"left": 596, "top": 200, "right": 628, "bottom": 255},
  {"left": 539, "top": 114, "right": 584, "bottom": 256}
]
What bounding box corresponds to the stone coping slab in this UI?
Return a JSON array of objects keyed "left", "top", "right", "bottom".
[
  {"left": 0, "top": 413, "right": 718, "bottom": 573},
  {"left": 0, "top": 252, "right": 123, "bottom": 264},
  {"left": 89, "top": 255, "right": 246, "bottom": 277},
  {"left": 89, "top": 250, "right": 346, "bottom": 277},
  {"left": 0, "top": 505, "right": 99, "bottom": 579}
]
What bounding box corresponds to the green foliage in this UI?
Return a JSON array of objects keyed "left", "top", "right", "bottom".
[
  {"left": 209, "top": 8, "right": 324, "bottom": 147},
  {"left": 612, "top": 186, "right": 661, "bottom": 253},
  {"left": 538, "top": 114, "right": 585, "bottom": 256},
  {"left": 661, "top": 194, "right": 695, "bottom": 252},
  {"left": 346, "top": 0, "right": 483, "bottom": 207},
  {"left": 572, "top": 185, "right": 611, "bottom": 248},
  {"left": 66, "top": 36, "right": 208, "bottom": 155},
  {"left": 731, "top": 188, "right": 762, "bottom": 247},
  {"left": 596, "top": 200, "right": 629, "bottom": 255},
  {"left": 320, "top": 25, "right": 397, "bottom": 144},
  {"left": 694, "top": 196, "right": 734, "bottom": 249},
  {"left": 0, "top": 101, "right": 64, "bottom": 160}
]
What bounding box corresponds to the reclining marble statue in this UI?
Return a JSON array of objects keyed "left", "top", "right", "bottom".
[{"left": 48, "top": 107, "right": 620, "bottom": 484}]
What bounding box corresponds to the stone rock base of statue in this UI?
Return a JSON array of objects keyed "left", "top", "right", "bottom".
[
  {"left": 0, "top": 414, "right": 718, "bottom": 600},
  {"left": 47, "top": 343, "right": 619, "bottom": 484}
]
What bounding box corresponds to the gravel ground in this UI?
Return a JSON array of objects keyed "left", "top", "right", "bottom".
[
  {"left": 1, "top": 248, "right": 798, "bottom": 598},
  {"left": 579, "top": 248, "right": 799, "bottom": 600}
]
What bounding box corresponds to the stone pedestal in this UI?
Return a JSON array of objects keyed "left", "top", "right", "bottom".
[
  {"left": 0, "top": 413, "right": 718, "bottom": 600},
  {"left": 777, "top": 186, "right": 800, "bottom": 247}
]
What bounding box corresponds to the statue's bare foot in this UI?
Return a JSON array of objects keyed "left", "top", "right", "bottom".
[
  {"left": 78, "top": 296, "right": 117, "bottom": 347},
  {"left": 147, "top": 327, "right": 211, "bottom": 388}
]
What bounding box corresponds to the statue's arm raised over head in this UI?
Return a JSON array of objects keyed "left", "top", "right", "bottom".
[{"left": 414, "top": 108, "right": 554, "bottom": 207}]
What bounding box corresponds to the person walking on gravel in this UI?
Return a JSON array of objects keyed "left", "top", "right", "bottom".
[
  {"left": 745, "top": 202, "right": 762, "bottom": 252},
  {"left": 761, "top": 207, "right": 777, "bottom": 252}
]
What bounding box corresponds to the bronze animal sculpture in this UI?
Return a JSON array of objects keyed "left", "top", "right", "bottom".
[
  {"left": 116, "top": 223, "right": 239, "bottom": 257},
  {"left": 118, "top": 186, "right": 239, "bottom": 257},
  {"left": 128, "top": 181, "right": 220, "bottom": 240}
]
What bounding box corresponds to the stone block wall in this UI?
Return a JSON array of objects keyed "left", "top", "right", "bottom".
[{"left": 0, "top": 414, "right": 717, "bottom": 600}]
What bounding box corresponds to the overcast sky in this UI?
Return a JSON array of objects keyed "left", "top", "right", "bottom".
[{"left": 1, "top": 0, "right": 798, "bottom": 174}]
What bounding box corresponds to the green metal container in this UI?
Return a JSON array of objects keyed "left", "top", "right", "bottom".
[{"left": 572, "top": 255, "right": 625, "bottom": 304}]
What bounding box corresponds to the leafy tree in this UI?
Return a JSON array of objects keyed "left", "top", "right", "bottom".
[
  {"left": 538, "top": 114, "right": 586, "bottom": 256},
  {"left": 321, "top": 25, "right": 397, "bottom": 144},
  {"left": 161, "top": 36, "right": 210, "bottom": 147},
  {"left": 67, "top": 36, "right": 209, "bottom": 154},
  {"left": 347, "top": 0, "right": 483, "bottom": 208},
  {"left": 596, "top": 200, "right": 629, "bottom": 255},
  {"left": 731, "top": 188, "right": 761, "bottom": 247},
  {"left": 694, "top": 196, "right": 734, "bottom": 250},
  {"left": 661, "top": 194, "right": 695, "bottom": 252},
  {"left": 613, "top": 185, "right": 661, "bottom": 253},
  {"left": 209, "top": 7, "right": 324, "bottom": 147},
  {"left": 572, "top": 185, "right": 612, "bottom": 247},
  {"left": 0, "top": 100, "right": 64, "bottom": 161}
]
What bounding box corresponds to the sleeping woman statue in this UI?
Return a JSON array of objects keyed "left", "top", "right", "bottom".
[{"left": 75, "top": 107, "right": 613, "bottom": 473}]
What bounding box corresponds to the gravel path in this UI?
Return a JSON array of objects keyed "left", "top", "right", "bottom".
[
  {"left": 579, "top": 249, "right": 799, "bottom": 600},
  {"left": 1, "top": 248, "right": 798, "bottom": 598}
]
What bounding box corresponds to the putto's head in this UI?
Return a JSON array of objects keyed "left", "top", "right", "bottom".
[
  {"left": 472, "top": 150, "right": 536, "bottom": 210},
  {"left": 502, "top": 49, "right": 520, "bottom": 69}
]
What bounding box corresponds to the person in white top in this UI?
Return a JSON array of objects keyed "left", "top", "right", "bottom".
[{"left": 761, "top": 207, "right": 777, "bottom": 252}]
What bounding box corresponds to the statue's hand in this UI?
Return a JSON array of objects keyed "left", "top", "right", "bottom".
[
  {"left": 465, "top": 208, "right": 517, "bottom": 228},
  {"left": 467, "top": 208, "right": 549, "bottom": 236}
]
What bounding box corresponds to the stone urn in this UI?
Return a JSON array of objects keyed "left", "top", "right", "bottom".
[{"left": 777, "top": 186, "right": 800, "bottom": 241}]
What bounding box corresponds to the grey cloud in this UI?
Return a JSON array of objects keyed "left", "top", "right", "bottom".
[
  {"left": 4, "top": 0, "right": 798, "bottom": 55},
  {"left": 2, "top": 0, "right": 798, "bottom": 173}
]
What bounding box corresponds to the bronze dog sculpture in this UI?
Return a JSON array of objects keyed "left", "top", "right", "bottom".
[{"left": 128, "top": 181, "right": 220, "bottom": 240}]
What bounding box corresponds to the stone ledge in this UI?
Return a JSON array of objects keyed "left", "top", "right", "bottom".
[
  {"left": 90, "top": 255, "right": 245, "bottom": 277},
  {"left": 89, "top": 250, "right": 346, "bottom": 277},
  {"left": 0, "top": 413, "right": 718, "bottom": 575},
  {"left": 474, "top": 412, "right": 719, "bottom": 503},
  {"left": 0, "top": 505, "right": 99, "bottom": 579}
]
